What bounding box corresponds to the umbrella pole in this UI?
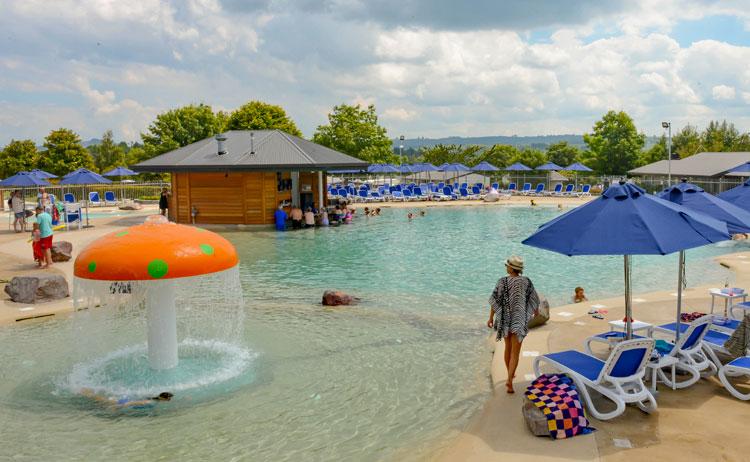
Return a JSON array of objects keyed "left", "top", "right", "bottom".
[
  {"left": 676, "top": 250, "right": 685, "bottom": 341},
  {"left": 624, "top": 255, "right": 633, "bottom": 339}
]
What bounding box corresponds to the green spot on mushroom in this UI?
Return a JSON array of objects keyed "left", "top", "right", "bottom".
[
  {"left": 195, "top": 227, "right": 207, "bottom": 233},
  {"left": 88, "top": 261, "right": 97, "bottom": 273},
  {"left": 147, "top": 259, "right": 169, "bottom": 279},
  {"left": 200, "top": 244, "right": 214, "bottom": 256},
  {"left": 115, "top": 230, "right": 129, "bottom": 237}
]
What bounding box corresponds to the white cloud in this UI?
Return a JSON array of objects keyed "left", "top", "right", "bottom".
[{"left": 712, "top": 85, "right": 736, "bottom": 100}]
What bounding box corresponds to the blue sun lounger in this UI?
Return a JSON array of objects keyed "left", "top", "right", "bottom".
[
  {"left": 719, "top": 356, "right": 750, "bottom": 400},
  {"left": 534, "top": 338, "right": 656, "bottom": 420},
  {"left": 649, "top": 316, "right": 714, "bottom": 389},
  {"left": 519, "top": 183, "right": 532, "bottom": 195}
]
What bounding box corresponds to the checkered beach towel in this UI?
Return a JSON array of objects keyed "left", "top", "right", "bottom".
[{"left": 524, "top": 374, "right": 595, "bottom": 439}]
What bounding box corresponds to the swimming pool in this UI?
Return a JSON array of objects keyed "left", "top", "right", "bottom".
[{"left": 0, "top": 205, "right": 740, "bottom": 461}]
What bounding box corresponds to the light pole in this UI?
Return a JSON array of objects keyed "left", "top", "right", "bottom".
[
  {"left": 662, "top": 121, "right": 672, "bottom": 186},
  {"left": 399, "top": 135, "right": 404, "bottom": 158}
]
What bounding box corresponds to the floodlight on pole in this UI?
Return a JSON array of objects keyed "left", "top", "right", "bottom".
[
  {"left": 399, "top": 135, "right": 404, "bottom": 157},
  {"left": 662, "top": 121, "right": 672, "bottom": 186}
]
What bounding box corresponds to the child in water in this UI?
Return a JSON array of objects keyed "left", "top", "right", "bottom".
[
  {"left": 31, "top": 223, "right": 42, "bottom": 267},
  {"left": 573, "top": 287, "right": 588, "bottom": 303},
  {"left": 80, "top": 388, "right": 173, "bottom": 410}
]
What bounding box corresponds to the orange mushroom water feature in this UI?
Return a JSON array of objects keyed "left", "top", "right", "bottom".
[{"left": 73, "top": 215, "right": 239, "bottom": 370}]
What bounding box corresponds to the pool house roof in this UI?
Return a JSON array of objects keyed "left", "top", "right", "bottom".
[
  {"left": 629, "top": 152, "right": 750, "bottom": 178},
  {"left": 132, "top": 130, "right": 369, "bottom": 173}
]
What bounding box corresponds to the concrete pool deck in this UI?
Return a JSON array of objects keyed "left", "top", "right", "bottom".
[{"left": 0, "top": 202, "right": 748, "bottom": 461}]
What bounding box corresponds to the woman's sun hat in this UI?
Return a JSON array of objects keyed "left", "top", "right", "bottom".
[{"left": 506, "top": 255, "right": 524, "bottom": 272}]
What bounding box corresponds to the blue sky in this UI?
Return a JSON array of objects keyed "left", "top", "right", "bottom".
[{"left": 2, "top": 0, "right": 750, "bottom": 145}]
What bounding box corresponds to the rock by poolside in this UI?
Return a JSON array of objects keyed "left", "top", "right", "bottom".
[
  {"left": 51, "top": 241, "right": 73, "bottom": 262},
  {"left": 4, "top": 274, "right": 69, "bottom": 304},
  {"left": 322, "top": 290, "right": 359, "bottom": 306}
]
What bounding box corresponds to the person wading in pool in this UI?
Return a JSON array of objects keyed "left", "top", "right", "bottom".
[
  {"left": 80, "top": 388, "right": 173, "bottom": 410},
  {"left": 486, "top": 255, "right": 540, "bottom": 393}
]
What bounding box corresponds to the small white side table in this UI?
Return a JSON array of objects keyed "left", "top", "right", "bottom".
[
  {"left": 709, "top": 289, "right": 747, "bottom": 317},
  {"left": 608, "top": 320, "right": 653, "bottom": 337},
  {"left": 646, "top": 355, "right": 678, "bottom": 394}
]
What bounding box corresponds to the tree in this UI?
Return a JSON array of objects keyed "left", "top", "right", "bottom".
[
  {"left": 313, "top": 104, "right": 396, "bottom": 163},
  {"left": 141, "top": 104, "right": 224, "bottom": 159},
  {"left": 0, "top": 139, "right": 39, "bottom": 178},
  {"left": 510, "top": 147, "right": 547, "bottom": 169},
  {"left": 38, "top": 128, "right": 94, "bottom": 176},
  {"left": 546, "top": 141, "right": 581, "bottom": 168},
  {"left": 88, "top": 130, "right": 125, "bottom": 173},
  {"left": 478, "top": 144, "right": 518, "bottom": 169},
  {"left": 225, "top": 101, "right": 301, "bottom": 136},
  {"left": 672, "top": 125, "right": 701, "bottom": 159},
  {"left": 702, "top": 120, "right": 739, "bottom": 152},
  {"left": 418, "top": 144, "right": 483, "bottom": 166},
  {"left": 638, "top": 135, "right": 667, "bottom": 166},
  {"left": 582, "top": 111, "right": 645, "bottom": 174}
]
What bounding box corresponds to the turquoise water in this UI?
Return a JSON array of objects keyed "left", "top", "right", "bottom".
[{"left": 0, "top": 205, "right": 741, "bottom": 461}]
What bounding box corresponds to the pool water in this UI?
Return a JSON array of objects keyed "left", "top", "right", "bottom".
[{"left": 0, "top": 205, "right": 739, "bottom": 461}]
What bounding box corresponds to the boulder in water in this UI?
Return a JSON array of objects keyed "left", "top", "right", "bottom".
[
  {"left": 322, "top": 290, "right": 359, "bottom": 306},
  {"left": 4, "top": 274, "right": 69, "bottom": 304},
  {"left": 51, "top": 241, "right": 73, "bottom": 262}
]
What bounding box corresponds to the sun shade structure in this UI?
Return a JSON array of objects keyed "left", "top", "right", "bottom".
[
  {"left": 658, "top": 179, "right": 750, "bottom": 339},
  {"left": 413, "top": 162, "right": 440, "bottom": 172},
  {"left": 718, "top": 179, "right": 750, "bottom": 212},
  {"left": 504, "top": 162, "right": 532, "bottom": 171},
  {"left": 59, "top": 168, "right": 112, "bottom": 185},
  {"left": 74, "top": 216, "right": 239, "bottom": 370},
  {"left": 0, "top": 171, "right": 51, "bottom": 187},
  {"left": 29, "top": 168, "right": 58, "bottom": 179},
  {"left": 103, "top": 166, "right": 138, "bottom": 177},
  {"left": 536, "top": 162, "right": 564, "bottom": 171},
  {"left": 523, "top": 182, "right": 730, "bottom": 339},
  {"left": 442, "top": 163, "right": 472, "bottom": 172},
  {"left": 472, "top": 161, "right": 499, "bottom": 172},
  {"left": 564, "top": 162, "right": 593, "bottom": 172}
]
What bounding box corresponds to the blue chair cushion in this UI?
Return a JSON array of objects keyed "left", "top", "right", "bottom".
[
  {"left": 610, "top": 348, "right": 649, "bottom": 377},
  {"left": 702, "top": 329, "right": 730, "bottom": 347},
  {"left": 593, "top": 332, "right": 645, "bottom": 340},
  {"left": 726, "top": 356, "right": 750, "bottom": 369},
  {"left": 543, "top": 350, "right": 604, "bottom": 382}
]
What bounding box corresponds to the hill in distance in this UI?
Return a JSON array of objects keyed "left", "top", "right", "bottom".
[{"left": 393, "top": 134, "right": 659, "bottom": 151}]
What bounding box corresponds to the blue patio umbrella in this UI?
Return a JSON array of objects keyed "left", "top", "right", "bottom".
[
  {"left": 414, "top": 162, "right": 440, "bottom": 172},
  {"left": 0, "top": 171, "right": 51, "bottom": 187},
  {"left": 565, "top": 162, "right": 593, "bottom": 172},
  {"left": 659, "top": 179, "right": 750, "bottom": 337},
  {"left": 472, "top": 161, "right": 499, "bottom": 172},
  {"left": 29, "top": 168, "right": 58, "bottom": 179},
  {"left": 504, "top": 162, "right": 532, "bottom": 171},
  {"left": 523, "top": 182, "right": 730, "bottom": 338},
  {"left": 103, "top": 166, "right": 138, "bottom": 177},
  {"left": 536, "top": 162, "right": 564, "bottom": 171},
  {"left": 729, "top": 162, "right": 750, "bottom": 173},
  {"left": 59, "top": 168, "right": 112, "bottom": 227},
  {"left": 441, "top": 163, "right": 471, "bottom": 185},
  {"left": 718, "top": 178, "right": 750, "bottom": 212}
]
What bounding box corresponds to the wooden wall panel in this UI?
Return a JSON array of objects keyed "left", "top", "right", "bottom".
[
  {"left": 174, "top": 173, "right": 191, "bottom": 223},
  {"left": 188, "top": 172, "right": 244, "bottom": 224}
]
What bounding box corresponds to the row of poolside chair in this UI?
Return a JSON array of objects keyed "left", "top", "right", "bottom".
[
  {"left": 508, "top": 182, "right": 591, "bottom": 197},
  {"left": 329, "top": 182, "right": 499, "bottom": 203},
  {"left": 534, "top": 314, "right": 749, "bottom": 421},
  {"left": 64, "top": 191, "right": 118, "bottom": 206}
]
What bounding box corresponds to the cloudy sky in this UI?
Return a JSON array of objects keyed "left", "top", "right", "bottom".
[{"left": 2, "top": 0, "right": 750, "bottom": 145}]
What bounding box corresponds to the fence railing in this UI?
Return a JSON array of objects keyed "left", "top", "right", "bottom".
[{"left": 0, "top": 182, "right": 170, "bottom": 210}]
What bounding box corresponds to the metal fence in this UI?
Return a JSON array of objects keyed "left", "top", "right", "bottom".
[{"left": 0, "top": 182, "right": 170, "bottom": 210}]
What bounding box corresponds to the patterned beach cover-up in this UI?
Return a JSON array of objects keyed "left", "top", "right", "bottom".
[{"left": 524, "top": 374, "right": 595, "bottom": 439}]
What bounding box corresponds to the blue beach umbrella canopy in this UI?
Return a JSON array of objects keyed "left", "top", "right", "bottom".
[
  {"left": 728, "top": 162, "right": 750, "bottom": 173},
  {"left": 564, "top": 162, "right": 593, "bottom": 172},
  {"left": 415, "top": 162, "right": 440, "bottom": 172},
  {"left": 472, "top": 161, "right": 499, "bottom": 172},
  {"left": 504, "top": 162, "right": 532, "bottom": 171},
  {"left": 59, "top": 168, "right": 112, "bottom": 185},
  {"left": 718, "top": 178, "right": 750, "bottom": 212},
  {"left": 523, "top": 182, "right": 730, "bottom": 338},
  {"left": 0, "top": 171, "right": 51, "bottom": 187},
  {"left": 536, "top": 162, "right": 564, "bottom": 171},
  {"left": 29, "top": 168, "right": 58, "bottom": 179},
  {"left": 103, "top": 166, "right": 138, "bottom": 177},
  {"left": 442, "top": 163, "right": 471, "bottom": 172},
  {"left": 658, "top": 179, "right": 750, "bottom": 235},
  {"left": 399, "top": 164, "right": 416, "bottom": 173}
]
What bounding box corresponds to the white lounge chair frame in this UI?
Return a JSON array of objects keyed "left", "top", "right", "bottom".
[
  {"left": 653, "top": 316, "right": 715, "bottom": 389},
  {"left": 718, "top": 357, "right": 750, "bottom": 400},
  {"left": 533, "top": 338, "right": 656, "bottom": 420}
]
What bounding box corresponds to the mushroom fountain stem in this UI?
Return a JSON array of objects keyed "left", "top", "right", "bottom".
[{"left": 146, "top": 281, "right": 178, "bottom": 370}]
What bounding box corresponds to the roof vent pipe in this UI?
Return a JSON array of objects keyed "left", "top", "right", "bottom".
[
  {"left": 250, "top": 132, "right": 255, "bottom": 156},
  {"left": 216, "top": 133, "right": 228, "bottom": 156}
]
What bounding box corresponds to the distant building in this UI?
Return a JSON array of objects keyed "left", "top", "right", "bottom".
[
  {"left": 133, "top": 130, "right": 367, "bottom": 225},
  {"left": 629, "top": 152, "right": 750, "bottom": 193}
]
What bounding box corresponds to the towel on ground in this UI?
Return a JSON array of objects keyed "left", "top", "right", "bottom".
[
  {"left": 524, "top": 374, "right": 595, "bottom": 439},
  {"left": 724, "top": 314, "right": 750, "bottom": 358}
]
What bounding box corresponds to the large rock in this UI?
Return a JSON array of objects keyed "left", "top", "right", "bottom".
[
  {"left": 322, "top": 290, "right": 359, "bottom": 306},
  {"left": 119, "top": 203, "right": 143, "bottom": 210},
  {"left": 528, "top": 295, "right": 550, "bottom": 329},
  {"left": 522, "top": 400, "right": 550, "bottom": 437},
  {"left": 4, "top": 274, "right": 69, "bottom": 304},
  {"left": 51, "top": 241, "right": 73, "bottom": 262}
]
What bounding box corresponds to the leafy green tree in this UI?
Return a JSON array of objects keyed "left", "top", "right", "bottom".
[
  {"left": 418, "top": 144, "right": 483, "bottom": 166},
  {"left": 638, "top": 135, "right": 667, "bottom": 166},
  {"left": 702, "top": 120, "right": 739, "bottom": 152},
  {"left": 38, "top": 128, "right": 94, "bottom": 176},
  {"left": 0, "top": 139, "right": 39, "bottom": 178},
  {"left": 546, "top": 141, "right": 581, "bottom": 168},
  {"left": 478, "top": 144, "right": 518, "bottom": 169},
  {"left": 89, "top": 130, "right": 125, "bottom": 173},
  {"left": 671, "top": 125, "right": 701, "bottom": 159},
  {"left": 583, "top": 111, "right": 645, "bottom": 174},
  {"left": 141, "top": 104, "right": 224, "bottom": 159},
  {"left": 225, "top": 101, "right": 302, "bottom": 136},
  {"left": 510, "top": 147, "right": 547, "bottom": 169},
  {"left": 313, "top": 104, "right": 397, "bottom": 163}
]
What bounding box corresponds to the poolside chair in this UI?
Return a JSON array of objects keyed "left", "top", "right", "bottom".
[
  {"left": 391, "top": 190, "right": 406, "bottom": 201},
  {"left": 64, "top": 193, "right": 76, "bottom": 203},
  {"left": 402, "top": 189, "right": 417, "bottom": 201},
  {"left": 652, "top": 316, "right": 714, "bottom": 389},
  {"left": 547, "top": 184, "right": 563, "bottom": 196},
  {"left": 459, "top": 188, "right": 478, "bottom": 200},
  {"left": 64, "top": 203, "right": 82, "bottom": 230},
  {"left": 505, "top": 183, "right": 516, "bottom": 194},
  {"left": 491, "top": 182, "right": 499, "bottom": 190},
  {"left": 531, "top": 183, "right": 545, "bottom": 195},
  {"left": 441, "top": 186, "right": 457, "bottom": 200},
  {"left": 519, "top": 183, "right": 532, "bottom": 195},
  {"left": 562, "top": 184, "right": 575, "bottom": 196},
  {"left": 533, "top": 338, "right": 656, "bottom": 420},
  {"left": 88, "top": 191, "right": 102, "bottom": 207},
  {"left": 718, "top": 356, "right": 750, "bottom": 400},
  {"left": 104, "top": 191, "right": 117, "bottom": 206},
  {"left": 577, "top": 184, "right": 592, "bottom": 197}
]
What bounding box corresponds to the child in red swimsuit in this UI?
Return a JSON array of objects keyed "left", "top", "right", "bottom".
[{"left": 31, "top": 223, "right": 43, "bottom": 266}]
